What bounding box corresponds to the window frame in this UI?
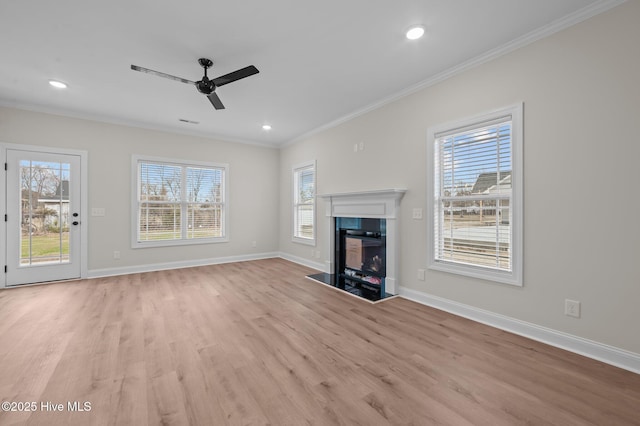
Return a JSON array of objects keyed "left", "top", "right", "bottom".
[
  {"left": 292, "top": 160, "right": 316, "bottom": 246},
  {"left": 427, "top": 104, "right": 523, "bottom": 286},
  {"left": 131, "top": 154, "right": 229, "bottom": 249}
]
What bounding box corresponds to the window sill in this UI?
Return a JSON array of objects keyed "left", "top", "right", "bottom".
[
  {"left": 133, "top": 236, "right": 229, "bottom": 249},
  {"left": 292, "top": 236, "right": 316, "bottom": 247},
  {"left": 428, "top": 260, "right": 522, "bottom": 287}
]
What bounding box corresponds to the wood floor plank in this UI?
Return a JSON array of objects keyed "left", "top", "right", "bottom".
[
  {"left": 197, "top": 343, "right": 271, "bottom": 425},
  {"left": 0, "top": 258, "right": 639, "bottom": 425}
]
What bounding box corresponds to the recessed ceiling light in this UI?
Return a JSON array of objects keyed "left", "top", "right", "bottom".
[
  {"left": 406, "top": 25, "right": 425, "bottom": 40},
  {"left": 262, "top": 124, "right": 272, "bottom": 131},
  {"left": 49, "top": 80, "right": 68, "bottom": 89}
]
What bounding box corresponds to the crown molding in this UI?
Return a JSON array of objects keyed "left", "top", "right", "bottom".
[
  {"left": 283, "top": 0, "right": 627, "bottom": 148},
  {"left": 0, "top": 101, "right": 278, "bottom": 149}
]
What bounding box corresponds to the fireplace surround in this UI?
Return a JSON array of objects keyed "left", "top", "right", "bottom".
[{"left": 312, "top": 189, "right": 406, "bottom": 301}]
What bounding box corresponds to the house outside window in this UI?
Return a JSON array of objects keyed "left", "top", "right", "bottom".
[
  {"left": 132, "top": 155, "right": 228, "bottom": 248},
  {"left": 292, "top": 160, "right": 316, "bottom": 245},
  {"left": 427, "top": 104, "right": 523, "bottom": 286}
]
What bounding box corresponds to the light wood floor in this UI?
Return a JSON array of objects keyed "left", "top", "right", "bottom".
[{"left": 0, "top": 259, "right": 638, "bottom": 426}]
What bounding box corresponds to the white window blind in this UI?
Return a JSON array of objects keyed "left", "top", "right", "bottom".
[
  {"left": 133, "top": 156, "right": 227, "bottom": 247},
  {"left": 293, "top": 161, "right": 315, "bottom": 244},
  {"left": 428, "top": 104, "right": 523, "bottom": 286}
]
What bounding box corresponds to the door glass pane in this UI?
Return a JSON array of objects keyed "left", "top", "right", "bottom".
[{"left": 19, "top": 160, "right": 71, "bottom": 266}]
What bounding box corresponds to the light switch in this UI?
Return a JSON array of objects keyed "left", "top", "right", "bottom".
[{"left": 91, "top": 207, "right": 105, "bottom": 217}]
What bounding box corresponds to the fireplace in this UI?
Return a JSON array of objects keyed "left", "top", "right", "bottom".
[{"left": 309, "top": 189, "right": 405, "bottom": 302}]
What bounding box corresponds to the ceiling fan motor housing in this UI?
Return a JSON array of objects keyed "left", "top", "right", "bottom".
[{"left": 196, "top": 77, "right": 215, "bottom": 95}]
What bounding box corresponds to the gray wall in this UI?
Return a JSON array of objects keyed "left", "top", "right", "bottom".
[
  {"left": 0, "top": 108, "right": 280, "bottom": 272},
  {"left": 279, "top": 2, "right": 640, "bottom": 354}
]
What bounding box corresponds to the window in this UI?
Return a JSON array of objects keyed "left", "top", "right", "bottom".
[
  {"left": 427, "top": 104, "right": 523, "bottom": 286},
  {"left": 292, "top": 160, "right": 316, "bottom": 245},
  {"left": 132, "top": 155, "right": 228, "bottom": 248}
]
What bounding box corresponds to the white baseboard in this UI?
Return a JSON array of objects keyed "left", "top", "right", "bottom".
[
  {"left": 399, "top": 287, "right": 640, "bottom": 375},
  {"left": 277, "top": 252, "right": 326, "bottom": 272},
  {"left": 88, "top": 252, "right": 280, "bottom": 279}
]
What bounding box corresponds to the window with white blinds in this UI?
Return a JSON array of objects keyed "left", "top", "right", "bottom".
[
  {"left": 132, "top": 156, "right": 228, "bottom": 248},
  {"left": 292, "top": 161, "right": 316, "bottom": 245},
  {"left": 428, "top": 104, "right": 523, "bottom": 286}
]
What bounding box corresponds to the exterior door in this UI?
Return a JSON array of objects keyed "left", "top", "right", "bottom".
[{"left": 5, "top": 149, "right": 82, "bottom": 286}]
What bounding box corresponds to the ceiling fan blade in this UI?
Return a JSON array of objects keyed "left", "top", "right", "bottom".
[
  {"left": 207, "top": 92, "right": 225, "bottom": 110},
  {"left": 130, "top": 65, "right": 195, "bottom": 85},
  {"left": 212, "top": 65, "right": 259, "bottom": 87}
]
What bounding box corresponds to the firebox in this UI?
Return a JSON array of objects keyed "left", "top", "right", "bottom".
[{"left": 334, "top": 217, "right": 387, "bottom": 300}]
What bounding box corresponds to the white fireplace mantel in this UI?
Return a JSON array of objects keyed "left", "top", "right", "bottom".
[
  {"left": 319, "top": 189, "right": 406, "bottom": 219},
  {"left": 319, "top": 189, "right": 406, "bottom": 295}
]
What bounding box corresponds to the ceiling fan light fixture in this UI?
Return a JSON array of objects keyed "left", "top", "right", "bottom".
[
  {"left": 49, "top": 80, "right": 68, "bottom": 89},
  {"left": 406, "top": 25, "right": 425, "bottom": 40}
]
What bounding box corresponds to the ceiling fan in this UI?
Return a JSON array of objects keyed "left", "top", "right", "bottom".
[{"left": 130, "top": 58, "right": 259, "bottom": 110}]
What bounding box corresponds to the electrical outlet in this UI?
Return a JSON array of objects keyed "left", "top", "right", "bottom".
[
  {"left": 359, "top": 142, "right": 365, "bottom": 151},
  {"left": 412, "top": 208, "right": 423, "bottom": 220},
  {"left": 417, "top": 269, "right": 425, "bottom": 281},
  {"left": 113, "top": 251, "right": 120, "bottom": 260},
  {"left": 565, "top": 299, "right": 581, "bottom": 318}
]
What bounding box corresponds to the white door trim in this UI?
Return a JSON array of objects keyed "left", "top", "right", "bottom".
[{"left": 1, "top": 143, "right": 88, "bottom": 288}]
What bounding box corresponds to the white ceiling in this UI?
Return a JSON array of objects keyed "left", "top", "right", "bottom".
[{"left": 0, "top": 0, "right": 621, "bottom": 147}]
